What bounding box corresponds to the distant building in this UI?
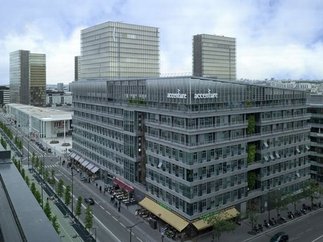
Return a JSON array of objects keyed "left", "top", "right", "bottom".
[
  {"left": 193, "top": 34, "right": 236, "bottom": 81},
  {"left": 74, "top": 56, "right": 81, "bottom": 81},
  {"left": 46, "top": 90, "right": 72, "bottom": 107},
  {"left": 9, "top": 50, "right": 46, "bottom": 106},
  {"left": 79, "top": 21, "right": 160, "bottom": 80},
  {"left": 5, "top": 103, "right": 72, "bottom": 139},
  {"left": 57, "top": 83, "right": 64, "bottom": 91},
  {"left": 0, "top": 86, "right": 10, "bottom": 107}
]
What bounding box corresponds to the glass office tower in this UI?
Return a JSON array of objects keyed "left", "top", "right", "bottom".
[
  {"left": 9, "top": 50, "right": 46, "bottom": 106},
  {"left": 80, "top": 21, "right": 160, "bottom": 79},
  {"left": 71, "top": 76, "right": 310, "bottom": 222},
  {"left": 193, "top": 34, "right": 236, "bottom": 81}
]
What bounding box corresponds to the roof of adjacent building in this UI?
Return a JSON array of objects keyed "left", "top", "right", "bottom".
[
  {"left": 6, "top": 103, "right": 72, "bottom": 121},
  {"left": 0, "top": 160, "right": 60, "bottom": 242}
]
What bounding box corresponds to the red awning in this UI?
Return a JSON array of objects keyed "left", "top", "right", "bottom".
[{"left": 113, "top": 177, "right": 134, "bottom": 192}]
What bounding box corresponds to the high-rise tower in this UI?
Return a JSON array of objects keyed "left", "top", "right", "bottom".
[
  {"left": 80, "top": 21, "right": 160, "bottom": 79},
  {"left": 193, "top": 34, "right": 236, "bottom": 81},
  {"left": 9, "top": 50, "right": 46, "bottom": 106}
]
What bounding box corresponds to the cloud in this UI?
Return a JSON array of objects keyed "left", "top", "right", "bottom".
[{"left": 1, "top": 0, "right": 323, "bottom": 85}]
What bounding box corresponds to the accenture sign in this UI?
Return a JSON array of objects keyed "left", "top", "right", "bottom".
[{"left": 167, "top": 89, "right": 218, "bottom": 99}]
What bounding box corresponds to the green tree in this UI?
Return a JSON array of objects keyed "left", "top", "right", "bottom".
[
  {"left": 57, "top": 179, "right": 64, "bottom": 197},
  {"left": 302, "top": 180, "right": 323, "bottom": 206},
  {"left": 64, "top": 185, "right": 71, "bottom": 206},
  {"left": 268, "top": 190, "right": 289, "bottom": 216},
  {"left": 44, "top": 201, "right": 52, "bottom": 220},
  {"left": 85, "top": 205, "right": 93, "bottom": 230},
  {"left": 44, "top": 169, "right": 49, "bottom": 182},
  {"left": 31, "top": 152, "right": 36, "bottom": 167},
  {"left": 25, "top": 176, "right": 30, "bottom": 186},
  {"left": 247, "top": 206, "right": 258, "bottom": 229},
  {"left": 247, "top": 143, "right": 256, "bottom": 164},
  {"left": 205, "top": 212, "right": 236, "bottom": 241},
  {"left": 34, "top": 190, "right": 42, "bottom": 205},
  {"left": 247, "top": 115, "right": 256, "bottom": 134},
  {"left": 30, "top": 182, "right": 36, "bottom": 195},
  {"left": 75, "top": 196, "right": 82, "bottom": 218},
  {"left": 52, "top": 215, "right": 60, "bottom": 234},
  {"left": 21, "top": 168, "right": 25, "bottom": 179}
]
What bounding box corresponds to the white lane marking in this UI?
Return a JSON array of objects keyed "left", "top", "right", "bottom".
[
  {"left": 312, "top": 234, "right": 323, "bottom": 242},
  {"left": 93, "top": 213, "right": 121, "bottom": 242}
]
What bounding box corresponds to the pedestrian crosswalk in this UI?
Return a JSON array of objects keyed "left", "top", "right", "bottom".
[{"left": 44, "top": 164, "right": 60, "bottom": 169}]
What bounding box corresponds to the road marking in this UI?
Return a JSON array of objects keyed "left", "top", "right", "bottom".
[
  {"left": 312, "top": 234, "right": 323, "bottom": 242},
  {"left": 93, "top": 213, "right": 121, "bottom": 242},
  {"left": 112, "top": 216, "right": 118, "bottom": 221},
  {"left": 137, "top": 236, "right": 143, "bottom": 242},
  {"left": 120, "top": 222, "right": 125, "bottom": 228}
]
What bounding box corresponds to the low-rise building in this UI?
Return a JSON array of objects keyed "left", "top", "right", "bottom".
[{"left": 4, "top": 103, "right": 72, "bottom": 139}]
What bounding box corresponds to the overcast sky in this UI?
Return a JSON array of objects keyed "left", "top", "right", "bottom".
[{"left": 1, "top": 0, "right": 323, "bottom": 85}]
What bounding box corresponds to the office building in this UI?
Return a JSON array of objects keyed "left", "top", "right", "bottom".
[
  {"left": 71, "top": 76, "right": 310, "bottom": 229},
  {"left": 9, "top": 50, "right": 46, "bottom": 106},
  {"left": 74, "top": 56, "right": 81, "bottom": 81},
  {"left": 193, "top": 34, "right": 236, "bottom": 81},
  {"left": 79, "top": 21, "right": 160, "bottom": 79},
  {"left": 0, "top": 86, "right": 10, "bottom": 107},
  {"left": 308, "top": 94, "right": 323, "bottom": 182}
]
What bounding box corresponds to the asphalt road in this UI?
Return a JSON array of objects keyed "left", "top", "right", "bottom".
[{"left": 248, "top": 209, "right": 323, "bottom": 242}]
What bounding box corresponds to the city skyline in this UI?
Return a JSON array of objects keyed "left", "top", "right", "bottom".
[{"left": 1, "top": 0, "right": 323, "bottom": 84}]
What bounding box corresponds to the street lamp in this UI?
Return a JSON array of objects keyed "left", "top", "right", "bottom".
[{"left": 127, "top": 221, "right": 144, "bottom": 242}]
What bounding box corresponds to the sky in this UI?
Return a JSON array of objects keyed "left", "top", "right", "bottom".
[{"left": 1, "top": 0, "right": 323, "bottom": 85}]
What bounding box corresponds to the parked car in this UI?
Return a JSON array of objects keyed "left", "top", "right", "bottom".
[
  {"left": 270, "top": 232, "right": 289, "bottom": 242},
  {"left": 85, "top": 197, "right": 95, "bottom": 205},
  {"left": 80, "top": 177, "right": 87, "bottom": 182}
]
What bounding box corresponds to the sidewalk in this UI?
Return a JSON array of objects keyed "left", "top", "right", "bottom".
[
  {"left": 192, "top": 197, "right": 323, "bottom": 242},
  {"left": 25, "top": 166, "right": 85, "bottom": 242}
]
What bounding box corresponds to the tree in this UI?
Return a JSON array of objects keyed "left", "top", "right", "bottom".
[
  {"left": 44, "top": 169, "right": 49, "bottom": 182},
  {"left": 204, "top": 212, "right": 236, "bottom": 241},
  {"left": 52, "top": 215, "right": 60, "bottom": 234},
  {"left": 247, "top": 115, "right": 256, "bottom": 134},
  {"left": 21, "top": 168, "right": 25, "bottom": 179},
  {"left": 247, "top": 207, "right": 259, "bottom": 229},
  {"left": 268, "top": 190, "right": 289, "bottom": 216},
  {"left": 44, "top": 201, "right": 52, "bottom": 220},
  {"left": 34, "top": 190, "right": 42, "bottom": 205},
  {"left": 57, "top": 179, "right": 64, "bottom": 197},
  {"left": 25, "top": 176, "right": 30, "bottom": 186},
  {"left": 64, "top": 185, "right": 71, "bottom": 206},
  {"left": 31, "top": 152, "right": 36, "bottom": 167},
  {"left": 247, "top": 144, "right": 256, "bottom": 164},
  {"left": 75, "top": 196, "right": 83, "bottom": 218},
  {"left": 30, "top": 182, "right": 36, "bottom": 195},
  {"left": 302, "top": 180, "right": 323, "bottom": 206},
  {"left": 85, "top": 205, "right": 93, "bottom": 230}
]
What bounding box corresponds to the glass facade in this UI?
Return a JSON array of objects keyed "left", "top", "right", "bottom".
[
  {"left": 80, "top": 22, "right": 159, "bottom": 80},
  {"left": 9, "top": 50, "right": 46, "bottom": 106},
  {"left": 71, "top": 76, "right": 311, "bottom": 221},
  {"left": 193, "top": 34, "right": 236, "bottom": 81}
]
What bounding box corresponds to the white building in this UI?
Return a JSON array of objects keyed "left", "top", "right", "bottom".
[{"left": 4, "top": 103, "right": 72, "bottom": 139}]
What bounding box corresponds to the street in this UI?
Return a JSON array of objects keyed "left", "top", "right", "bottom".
[{"left": 246, "top": 209, "right": 323, "bottom": 242}]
